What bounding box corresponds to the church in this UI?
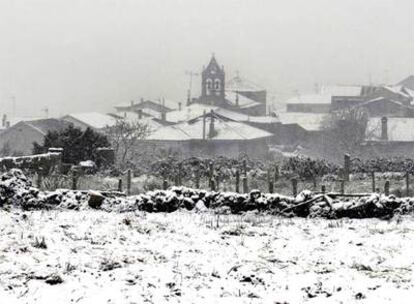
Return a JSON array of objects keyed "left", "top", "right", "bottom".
[{"left": 196, "top": 55, "right": 267, "bottom": 116}]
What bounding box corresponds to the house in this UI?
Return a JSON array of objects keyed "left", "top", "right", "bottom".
[
  {"left": 286, "top": 85, "right": 362, "bottom": 113},
  {"left": 114, "top": 98, "right": 179, "bottom": 120},
  {"left": 360, "top": 116, "right": 414, "bottom": 158},
  {"left": 142, "top": 111, "right": 273, "bottom": 158},
  {"left": 0, "top": 118, "right": 71, "bottom": 155},
  {"left": 108, "top": 111, "right": 165, "bottom": 132},
  {"left": 196, "top": 55, "right": 267, "bottom": 116},
  {"left": 61, "top": 112, "right": 118, "bottom": 131},
  {"left": 351, "top": 97, "right": 414, "bottom": 117}
]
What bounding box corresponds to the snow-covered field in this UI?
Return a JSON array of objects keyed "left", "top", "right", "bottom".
[{"left": 1, "top": 210, "right": 414, "bottom": 303}]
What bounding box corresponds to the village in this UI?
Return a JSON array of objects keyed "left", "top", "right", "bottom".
[{"left": 1, "top": 55, "right": 414, "bottom": 164}]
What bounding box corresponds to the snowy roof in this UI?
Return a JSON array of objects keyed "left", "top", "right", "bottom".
[
  {"left": 225, "top": 91, "right": 261, "bottom": 109},
  {"left": 319, "top": 85, "right": 362, "bottom": 96},
  {"left": 397, "top": 75, "right": 414, "bottom": 90},
  {"left": 109, "top": 112, "right": 162, "bottom": 131},
  {"left": 367, "top": 117, "right": 414, "bottom": 142},
  {"left": 278, "top": 112, "right": 328, "bottom": 131},
  {"left": 285, "top": 94, "right": 332, "bottom": 105},
  {"left": 115, "top": 98, "right": 179, "bottom": 111},
  {"left": 147, "top": 115, "right": 273, "bottom": 141},
  {"left": 62, "top": 112, "right": 118, "bottom": 129},
  {"left": 226, "top": 76, "right": 265, "bottom": 92},
  {"left": 1, "top": 118, "right": 70, "bottom": 137},
  {"left": 166, "top": 103, "right": 279, "bottom": 124}
]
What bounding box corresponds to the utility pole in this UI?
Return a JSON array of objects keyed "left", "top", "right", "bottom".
[{"left": 185, "top": 70, "right": 199, "bottom": 101}]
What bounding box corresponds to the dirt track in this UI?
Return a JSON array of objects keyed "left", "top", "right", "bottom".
[{"left": 1, "top": 210, "right": 413, "bottom": 303}]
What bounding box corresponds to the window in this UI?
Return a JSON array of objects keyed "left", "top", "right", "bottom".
[
  {"left": 214, "top": 79, "right": 221, "bottom": 90},
  {"left": 206, "top": 78, "right": 212, "bottom": 89}
]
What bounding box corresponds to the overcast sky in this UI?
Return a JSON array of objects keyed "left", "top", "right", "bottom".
[{"left": 1, "top": 0, "right": 414, "bottom": 117}]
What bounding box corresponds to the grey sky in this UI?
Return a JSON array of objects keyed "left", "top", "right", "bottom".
[{"left": 1, "top": 0, "right": 414, "bottom": 117}]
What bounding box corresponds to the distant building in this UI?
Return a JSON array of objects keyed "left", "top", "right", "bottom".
[
  {"left": 142, "top": 111, "right": 273, "bottom": 158},
  {"left": 0, "top": 118, "right": 71, "bottom": 155},
  {"left": 197, "top": 55, "right": 267, "bottom": 116},
  {"left": 114, "top": 98, "right": 178, "bottom": 121},
  {"left": 61, "top": 112, "right": 118, "bottom": 131}
]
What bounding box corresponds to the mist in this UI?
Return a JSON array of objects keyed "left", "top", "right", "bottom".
[{"left": 1, "top": 0, "right": 414, "bottom": 117}]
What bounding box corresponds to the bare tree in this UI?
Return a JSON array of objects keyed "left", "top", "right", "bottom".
[
  {"left": 322, "top": 107, "right": 369, "bottom": 153},
  {"left": 105, "top": 119, "right": 151, "bottom": 167}
]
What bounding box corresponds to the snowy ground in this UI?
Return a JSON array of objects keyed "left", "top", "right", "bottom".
[{"left": 1, "top": 210, "right": 414, "bottom": 303}]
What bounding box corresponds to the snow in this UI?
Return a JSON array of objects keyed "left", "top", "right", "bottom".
[
  {"left": 62, "top": 112, "right": 118, "bottom": 129},
  {"left": 225, "top": 91, "right": 261, "bottom": 108},
  {"left": 278, "top": 112, "right": 327, "bottom": 131},
  {"left": 147, "top": 115, "right": 273, "bottom": 141},
  {"left": 1, "top": 210, "right": 414, "bottom": 303}
]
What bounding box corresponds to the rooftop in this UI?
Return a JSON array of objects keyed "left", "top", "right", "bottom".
[
  {"left": 147, "top": 114, "right": 273, "bottom": 141},
  {"left": 62, "top": 112, "right": 118, "bottom": 129},
  {"left": 278, "top": 112, "right": 328, "bottom": 131}
]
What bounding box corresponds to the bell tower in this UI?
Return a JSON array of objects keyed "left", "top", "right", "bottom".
[{"left": 200, "top": 55, "right": 225, "bottom": 105}]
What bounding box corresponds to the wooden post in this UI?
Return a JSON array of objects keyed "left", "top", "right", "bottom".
[
  {"left": 209, "top": 161, "right": 214, "bottom": 189},
  {"left": 118, "top": 178, "right": 123, "bottom": 192},
  {"left": 384, "top": 180, "right": 390, "bottom": 196},
  {"left": 177, "top": 164, "right": 182, "bottom": 186},
  {"left": 72, "top": 174, "right": 78, "bottom": 190},
  {"left": 126, "top": 169, "right": 132, "bottom": 195},
  {"left": 163, "top": 179, "right": 168, "bottom": 190},
  {"left": 321, "top": 184, "right": 326, "bottom": 194},
  {"left": 371, "top": 172, "right": 376, "bottom": 193},
  {"left": 235, "top": 170, "right": 240, "bottom": 193},
  {"left": 215, "top": 175, "right": 220, "bottom": 191},
  {"left": 291, "top": 178, "right": 298, "bottom": 197},
  {"left": 36, "top": 173, "right": 43, "bottom": 190},
  {"left": 274, "top": 165, "right": 279, "bottom": 185},
  {"left": 268, "top": 169, "right": 274, "bottom": 193},
  {"left": 242, "top": 176, "right": 248, "bottom": 193},
  {"left": 340, "top": 179, "right": 345, "bottom": 194},
  {"left": 243, "top": 160, "right": 247, "bottom": 176},
  {"left": 344, "top": 153, "right": 350, "bottom": 182},
  {"left": 195, "top": 171, "right": 200, "bottom": 189},
  {"left": 406, "top": 173, "right": 410, "bottom": 197},
  {"left": 211, "top": 179, "right": 216, "bottom": 192}
]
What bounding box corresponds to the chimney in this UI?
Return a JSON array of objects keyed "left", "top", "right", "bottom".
[
  {"left": 381, "top": 117, "right": 388, "bottom": 141},
  {"left": 208, "top": 110, "right": 215, "bottom": 139},
  {"left": 161, "top": 111, "right": 166, "bottom": 122},
  {"left": 2, "top": 114, "right": 6, "bottom": 127},
  {"left": 138, "top": 109, "right": 143, "bottom": 119},
  {"left": 202, "top": 110, "right": 206, "bottom": 140},
  {"left": 6, "top": 121, "right": 10, "bottom": 128},
  {"left": 178, "top": 102, "right": 182, "bottom": 111},
  {"left": 235, "top": 92, "right": 239, "bottom": 107}
]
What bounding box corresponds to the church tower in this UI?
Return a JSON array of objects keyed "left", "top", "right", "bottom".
[{"left": 200, "top": 55, "right": 225, "bottom": 105}]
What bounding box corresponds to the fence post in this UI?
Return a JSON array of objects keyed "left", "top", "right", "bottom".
[
  {"left": 163, "top": 179, "right": 168, "bottom": 190},
  {"left": 344, "top": 153, "right": 350, "bottom": 182},
  {"left": 126, "top": 169, "right": 132, "bottom": 195},
  {"left": 242, "top": 176, "right": 248, "bottom": 193},
  {"left": 72, "top": 173, "right": 78, "bottom": 191},
  {"left": 340, "top": 179, "right": 345, "bottom": 194},
  {"left": 274, "top": 165, "right": 279, "bottom": 185},
  {"left": 118, "top": 178, "right": 123, "bottom": 192},
  {"left": 178, "top": 164, "right": 182, "bottom": 186},
  {"left": 235, "top": 170, "right": 240, "bottom": 193},
  {"left": 371, "top": 172, "right": 376, "bottom": 193},
  {"left": 36, "top": 173, "right": 43, "bottom": 190},
  {"left": 291, "top": 178, "right": 298, "bottom": 197},
  {"left": 211, "top": 179, "right": 216, "bottom": 192},
  {"left": 268, "top": 169, "right": 274, "bottom": 193},
  {"left": 321, "top": 184, "right": 326, "bottom": 194},
  {"left": 195, "top": 171, "right": 200, "bottom": 189},
  {"left": 243, "top": 159, "right": 247, "bottom": 176},
  {"left": 384, "top": 180, "right": 390, "bottom": 196},
  {"left": 406, "top": 173, "right": 410, "bottom": 197},
  {"left": 215, "top": 175, "right": 220, "bottom": 191},
  {"left": 209, "top": 161, "right": 214, "bottom": 189}
]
